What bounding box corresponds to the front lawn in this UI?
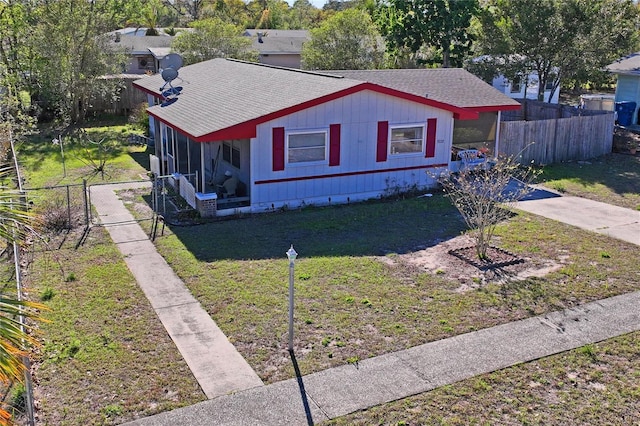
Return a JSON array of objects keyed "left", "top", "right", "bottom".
[
  {"left": 536, "top": 153, "right": 640, "bottom": 210},
  {"left": 17, "top": 121, "right": 640, "bottom": 425},
  {"left": 144, "top": 195, "right": 639, "bottom": 384}
]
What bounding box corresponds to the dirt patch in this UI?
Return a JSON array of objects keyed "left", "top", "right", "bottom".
[
  {"left": 381, "top": 234, "right": 564, "bottom": 291},
  {"left": 613, "top": 126, "right": 640, "bottom": 153}
]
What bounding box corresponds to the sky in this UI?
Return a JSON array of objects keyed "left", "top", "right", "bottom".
[{"left": 285, "top": 0, "right": 327, "bottom": 9}]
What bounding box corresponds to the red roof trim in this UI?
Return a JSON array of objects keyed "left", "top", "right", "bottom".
[
  {"left": 144, "top": 83, "right": 484, "bottom": 143},
  {"left": 146, "top": 111, "right": 202, "bottom": 141},
  {"left": 140, "top": 80, "right": 521, "bottom": 142},
  {"left": 363, "top": 83, "right": 478, "bottom": 120},
  {"left": 133, "top": 80, "right": 164, "bottom": 99},
  {"left": 191, "top": 83, "right": 479, "bottom": 142},
  {"left": 254, "top": 163, "right": 449, "bottom": 185}
]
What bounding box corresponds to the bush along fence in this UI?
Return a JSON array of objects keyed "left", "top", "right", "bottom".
[
  {"left": 499, "top": 100, "right": 615, "bottom": 165},
  {"left": 25, "top": 181, "right": 90, "bottom": 234}
]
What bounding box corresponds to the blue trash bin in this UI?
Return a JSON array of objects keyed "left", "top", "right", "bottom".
[{"left": 615, "top": 101, "right": 636, "bottom": 126}]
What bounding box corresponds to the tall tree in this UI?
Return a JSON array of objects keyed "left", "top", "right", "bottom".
[
  {"left": 378, "top": 0, "right": 478, "bottom": 68},
  {"left": 475, "top": 0, "right": 640, "bottom": 100},
  {"left": 206, "top": 0, "right": 252, "bottom": 28},
  {"left": 301, "top": 8, "right": 386, "bottom": 70},
  {"left": 0, "top": 0, "right": 38, "bottom": 134},
  {"left": 32, "top": 0, "right": 133, "bottom": 123},
  {"left": 171, "top": 17, "right": 258, "bottom": 65}
]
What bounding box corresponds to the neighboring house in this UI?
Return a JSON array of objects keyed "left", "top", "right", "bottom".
[
  {"left": 606, "top": 51, "right": 640, "bottom": 126},
  {"left": 243, "top": 29, "right": 309, "bottom": 69},
  {"left": 491, "top": 71, "right": 559, "bottom": 104},
  {"left": 133, "top": 59, "right": 519, "bottom": 217},
  {"left": 108, "top": 33, "right": 174, "bottom": 74},
  {"left": 472, "top": 55, "right": 560, "bottom": 104}
]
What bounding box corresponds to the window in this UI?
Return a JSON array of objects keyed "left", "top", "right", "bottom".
[
  {"left": 222, "top": 141, "right": 240, "bottom": 169},
  {"left": 138, "top": 57, "right": 150, "bottom": 70},
  {"left": 389, "top": 125, "right": 424, "bottom": 155},
  {"left": 287, "top": 131, "right": 327, "bottom": 164},
  {"left": 510, "top": 75, "right": 522, "bottom": 93}
]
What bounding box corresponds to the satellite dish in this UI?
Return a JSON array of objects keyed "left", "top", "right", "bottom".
[
  {"left": 158, "top": 53, "right": 184, "bottom": 105},
  {"left": 160, "top": 53, "right": 183, "bottom": 71},
  {"left": 161, "top": 67, "right": 178, "bottom": 83}
]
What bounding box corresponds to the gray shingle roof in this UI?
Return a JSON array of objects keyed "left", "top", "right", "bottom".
[
  {"left": 243, "top": 30, "right": 309, "bottom": 55},
  {"left": 109, "top": 35, "right": 174, "bottom": 55},
  {"left": 606, "top": 52, "right": 640, "bottom": 76},
  {"left": 325, "top": 68, "right": 520, "bottom": 109},
  {"left": 134, "top": 59, "right": 519, "bottom": 142},
  {"left": 134, "top": 59, "right": 362, "bottom": 140}
]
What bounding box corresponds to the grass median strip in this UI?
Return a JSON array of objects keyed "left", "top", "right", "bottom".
[{"left": 328, "top": 331, "right": 640, "bottom": 425}]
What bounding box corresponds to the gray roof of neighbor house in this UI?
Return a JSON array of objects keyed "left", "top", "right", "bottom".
[
  {"left": 243, "top": 29, "right": 309, "bottom": 55},
  {"left": 606, "top": 52, "right": 640, "bottom": 76},
  {"left": 325, "top": 69, "right": 521, "bottom": 109},
  {"left": 133, "top": 59, "right": 518, "bottom": 142},
  {"left": 108, "top": 35, "right": 174, "bottom": 56}
]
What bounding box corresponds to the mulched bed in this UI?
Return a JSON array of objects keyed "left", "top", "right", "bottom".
[{"left": 448, "top": 245, "right": 525, "bottom": 270}]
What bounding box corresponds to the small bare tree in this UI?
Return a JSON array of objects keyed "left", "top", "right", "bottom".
[
  {"left": 438, "top": 154, "right": 540, "bottom": 260},
  {"left": 69, "top": 129, "right": 119, "bottom": 180}
]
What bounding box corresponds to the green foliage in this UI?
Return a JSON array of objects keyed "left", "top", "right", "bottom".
[
  {"left": 40, "top": 287, "right": 56, "bottom": 302},
  {"left": 31, "top": 0, "right": 131, "bottom": 123},
  {"left": 171, "top": 17, "right": 258, "bottom": 65},
  {"left": 377, "top": 0, "right": 479, "bottom": 68},
  {"left": 128, "top": 103, "right": 150, "bottom": 136},
  {"left": 301, "top": 8, "right": 386, "bottom": 70},
  {"left": 475, "top": 0, "right": 640, "bottom": 97}
]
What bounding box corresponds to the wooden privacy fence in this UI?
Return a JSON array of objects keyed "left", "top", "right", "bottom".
[{"left": 499, "top": 112, "right": 614, "bottom": 165}]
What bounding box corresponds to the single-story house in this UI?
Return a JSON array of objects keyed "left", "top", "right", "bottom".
[
  {"left": 606, "top": 51, "right": 640, "bottom": 126},
  {"left": 471, "top": 55, "right": 560, "bottom": 104},
  {"left": 107, "top": 33, "right": 174, "bottom": 74},
  {"left": 491, "top": 71, "right": 559, "bottom": 104},
  {"left": 133, "top": 59, "right": 520, "bottom": 217},
  {"left": 243, "top": 29, "right": 309, "bottom": 69}
]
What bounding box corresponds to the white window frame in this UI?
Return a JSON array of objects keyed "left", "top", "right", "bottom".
[
  {"left": 388, "top": 123, "right": 426, "bottom": 157},
  {"left": 286, "top": 129, "right": 328, "bottom": 165}
]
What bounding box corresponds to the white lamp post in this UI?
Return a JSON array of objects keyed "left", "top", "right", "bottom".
[{"left": 286, "top": 244, "right": 298, "bottom": 352}]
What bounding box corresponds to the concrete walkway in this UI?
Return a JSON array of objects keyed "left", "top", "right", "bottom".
[
  {"left": 90, "top": 182, "right": 263, "bottom": 399},
  {"left": 515, "top": 187, "right": 640, "bottom": 246},
  {"left": 124, "top": 291, "right": 640, "bottom": 425},
  {"left": 89, "top": 182, "right": 639, "bottom": 425}
]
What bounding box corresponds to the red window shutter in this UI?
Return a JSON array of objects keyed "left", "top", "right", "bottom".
[
  {"left": 376, "top": 121, "right": 388, "bottom": 162},
  {"left": 425, "top": 118, "right": 437, "bottom": 158},
  {"left": 272, "top": 127, "right": 285, "bottom": 171},
  {"left": 329, "top": 124, "right": 341, "bottom": 166}
]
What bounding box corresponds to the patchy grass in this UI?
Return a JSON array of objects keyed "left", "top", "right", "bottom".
[
  {"left": 18, "top": 117, "right": 201, "bottom": 425},
  {"left": 139, "top": 195, "right": 640, "bottom": 384},
  {"left": 17, "top": 116, "right": 150, "bottom": 189},
  {"left": 18, "top": 128, "right": 640, "bottom": 424},
  {"left": 537, "top": 153, "right": 640, "bottom": 210},
  {"left": 328, "top": 331, "right": 640, "bottom": 425},
  {"left": 26, "top": 226, "right": 205, "bottom": 425}
]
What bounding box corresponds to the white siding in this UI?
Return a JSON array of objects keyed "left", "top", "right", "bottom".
[
  {"left": 249, "top": 90, "right": 453, "bottom": 211},
  {"left": 492, "top": 72, "right": 559, "bottom": 104}
]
